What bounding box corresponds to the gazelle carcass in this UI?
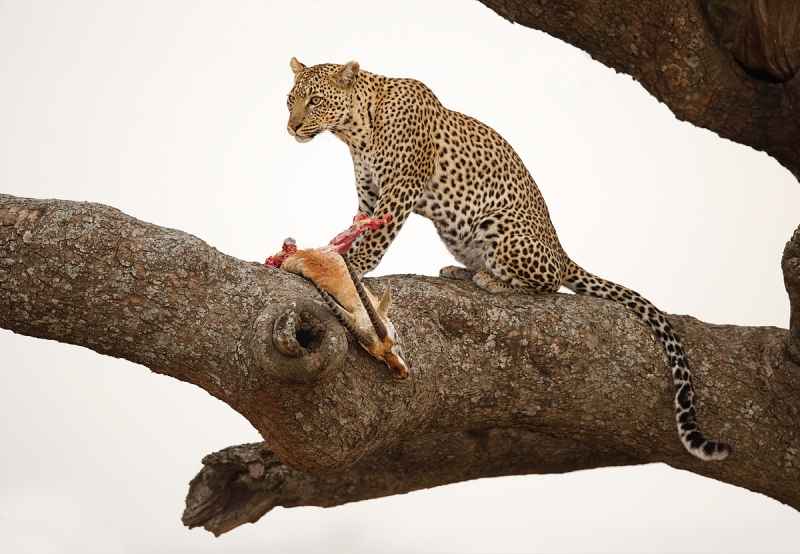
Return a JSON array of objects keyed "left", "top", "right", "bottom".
[{"left": 266, "top": 215, "right": 410, "bottom": 379}]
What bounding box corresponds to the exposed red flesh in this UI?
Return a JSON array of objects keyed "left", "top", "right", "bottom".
[
  {"left": 264, "top": 214, "right": 391, "bottom": 267},
  {"left": 264, "top": 237, "right": 298, "bottom": 267},
  {"left": 319, "top": 214, "right": 392, "bottom": 254}
]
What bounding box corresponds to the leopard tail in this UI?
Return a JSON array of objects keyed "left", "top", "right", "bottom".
[{"left": 561, "top": 259, "right": 731, "bottom": 461}]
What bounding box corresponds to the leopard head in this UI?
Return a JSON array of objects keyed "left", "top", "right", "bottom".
[{"left": 286, "top": 58, "right": 360, "bottom": 143}]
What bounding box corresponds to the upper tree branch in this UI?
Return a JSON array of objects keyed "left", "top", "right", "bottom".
[
  {"left": 2, "top": 193, "right": 799, "bottom": 513},
  {"left": 474, "top": 0, "right": 800, "bottom": 180}
]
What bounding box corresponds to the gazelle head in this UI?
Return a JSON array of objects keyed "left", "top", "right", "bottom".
[{"left": 311, "top": 260, "right": 410, "bottom": 379}]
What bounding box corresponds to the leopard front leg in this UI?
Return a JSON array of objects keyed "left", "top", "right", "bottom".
[
  {"left": 346, "top": 183, "right": 423, "bottom": 277},
  {"left": 345, "top": 93, "right": 434, "bottom": 277},
  {"left": 355, "top": 174, "right": 379, "bottom": 216},
  {"left": 348, "top": 179, "right": 379, "bottom": 256}
]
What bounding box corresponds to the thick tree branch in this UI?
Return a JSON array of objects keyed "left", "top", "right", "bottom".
[
  {"left": 185, "top": 220, "right": 800, "bottom": 534},
  {"left": 699, "top": 0, "right": 800, "bottom": 81},
  {"left": 182, "top": 431, "right": 645, "bottom": 536},
  {"left": 783, "top": 225, "right": 800, "bottom": 364},
  {"left": 2, "top": 194, "right": 799, "bottom": 525},
  {"left": 474, "top": 0, "right": 800, "bottom": 180}
]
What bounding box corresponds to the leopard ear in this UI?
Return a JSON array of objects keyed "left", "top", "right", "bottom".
[
  {"left": 290, "top": 57, "right": 307, "bottom": 83},
  {"left": 290, "top": 57, "right": 306, "bottom": 74},
  {"left": 333, "top": 61, "right": 360, "bottom": 89}
]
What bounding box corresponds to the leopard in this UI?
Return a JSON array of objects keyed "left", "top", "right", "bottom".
[{"left": 285, "top": 57, "right": 731, "bottom": 461}]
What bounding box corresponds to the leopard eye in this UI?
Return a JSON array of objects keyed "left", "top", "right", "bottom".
[
  {"left": 309, "top": 96, "right": 323, "bottom": 106},
  {"left": 287, "top": 94, "right": 295, "bottom": 104}
]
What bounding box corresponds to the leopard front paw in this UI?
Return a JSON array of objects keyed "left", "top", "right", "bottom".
[{"left": 440, "top": 266, "right": 474, "bottom": 281}]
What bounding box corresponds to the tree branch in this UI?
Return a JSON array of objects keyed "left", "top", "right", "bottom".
[
  {"left": 783, "top": 225, "right": 800, "bottom": 364},
  {"left": 699, "top": 0, "right": 800, "bottom": 81},
  {"left": 182, "top": 431, "right": 645, "bottom": 536},
  {"left": 2, "top": 193, "right": 799, "bottom": 526},
  {"left": 474, "top": 0, "right": 800, "bottom": 180}
]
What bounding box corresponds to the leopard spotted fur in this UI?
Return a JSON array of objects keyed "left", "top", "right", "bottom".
[{"left": 286, "top": 58, "right": 730, "bottom": 461}]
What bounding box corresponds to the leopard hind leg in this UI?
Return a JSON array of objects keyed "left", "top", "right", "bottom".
[{"left": 472, "top": 232, "right": 564, "bottom": 294}]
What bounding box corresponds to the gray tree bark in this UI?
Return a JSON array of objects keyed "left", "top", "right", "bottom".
[{"left": 2, "top": 194, "right": 799, "bottom": 535}]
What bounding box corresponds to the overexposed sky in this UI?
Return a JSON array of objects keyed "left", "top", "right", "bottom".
[{"left": 1, "top": 1, "right": 799, "bottom": 552}]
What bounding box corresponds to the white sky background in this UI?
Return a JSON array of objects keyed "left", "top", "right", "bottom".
[{"left": 1, "top": 0, "right": 799, "bottom": 552}]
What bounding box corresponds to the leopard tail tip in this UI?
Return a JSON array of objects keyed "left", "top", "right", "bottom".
[{"left": 691, "top": 440, "right": 731, "bottom": 461}]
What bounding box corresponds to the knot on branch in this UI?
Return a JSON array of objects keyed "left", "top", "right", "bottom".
[
  {"left": 250, "top": 298, "right": 348, "bottom": 384},
  {"left": 783, "top": 225, "right": 800, "bottom": 364}
]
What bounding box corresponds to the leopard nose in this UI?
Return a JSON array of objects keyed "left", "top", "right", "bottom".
[{"left": 287, "top": 121, "right": 302, "bottom": 134}]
